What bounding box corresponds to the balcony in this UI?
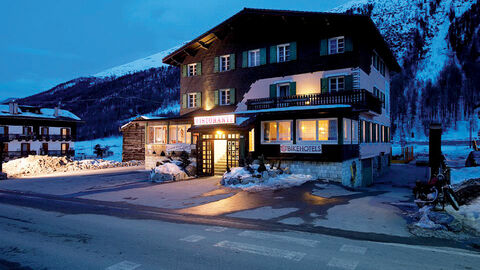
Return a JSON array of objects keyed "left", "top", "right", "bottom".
[
  {"left": 0, "top": 134, "right": 73, "bottom": 142},
  {"left": 246, "top": 89, "right": 382, "bottom": 114},
  {"left": 1, "top": 150, "right": 75, "bottom": 159}
]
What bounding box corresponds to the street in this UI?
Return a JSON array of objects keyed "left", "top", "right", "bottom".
[{"left": 0, "top": 200, "right": 479, "bottom": 270}]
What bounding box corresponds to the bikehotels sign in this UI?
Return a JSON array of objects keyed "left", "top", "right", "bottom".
[
  {"left": 194, "top": 115, "right": 235, "bottom": 125},
  {"left": 280, "top": 144, "right": 323, "bottom": 154}
]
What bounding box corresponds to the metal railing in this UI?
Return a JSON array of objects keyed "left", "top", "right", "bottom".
[
  {"left": 246, "top": 89, "right": 382, "bottom": 114},
  {"left": 0, "top": 134, "right": 73, "bottom": 142}
]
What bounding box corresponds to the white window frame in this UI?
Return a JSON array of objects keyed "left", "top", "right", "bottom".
[
  {"left": 296, "top": 118, "right": 338, "bottom": 144},
  {"left": 187, "top": 93, "right": 197, "bottom": 108},
  {"left": 277, "top": 43, "right": 290, "bottom": 63},
  {"left": 187, "top": 63, "right": 197, "bottom": 76},
  {"left": 277, "top": 83, "right": 290, "bottom": 97},
  {"left": 328, "top": 76, "right": 345, "bottom": 92},
  {"left": 328, "top": 36, "right": 345, "bottom": 55},
  {"left": 248, "top": 49, "right": 260, "bottom": 67},
  {"left": 261, "top": 120, "right": 293, "bottom": 144},
  {"left": 219, "top": 89, "right": 230, "bottom": 106},
  {"left": 219, "top": 55, "right": 230, "bottom": 72}
]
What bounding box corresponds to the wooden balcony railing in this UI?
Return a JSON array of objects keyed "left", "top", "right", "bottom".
[{"left": 246, "top": 89, "right": 382, "bottom": 114}]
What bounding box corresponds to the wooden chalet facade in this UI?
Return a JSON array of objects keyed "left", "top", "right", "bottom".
[{"left": 122, "top": 8, "right": 400, "bottom": 187}]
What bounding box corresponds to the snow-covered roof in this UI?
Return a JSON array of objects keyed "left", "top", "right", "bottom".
[
  {"left": 0, "top": 104, "right": 81, "bottom": 121},
  {"left": 234, "top": 104, "right": 351, "bottom": 115}
]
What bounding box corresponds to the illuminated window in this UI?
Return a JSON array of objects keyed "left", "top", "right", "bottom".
[
  {"left": 262, "top": 121, "right": 292, "bottom": 143},
  {"left": 297, "top": 119, "right": 338, "bottom": 142},
  {"left": 168, "top": 125, "right": 191, "bottom": 144},
  {"left": 248, "top": 129, "right": 255, "bottom": 152},
  {"left": 154, "top": 126, "right": 167, "bottom": 144},
  {"left": 329, "top": 36, "right": 345, "bottom": 54}
]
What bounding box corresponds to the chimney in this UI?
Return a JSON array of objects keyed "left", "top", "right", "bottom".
[{"left": 8, "top": 101, "right": 18, "bottom": 114}]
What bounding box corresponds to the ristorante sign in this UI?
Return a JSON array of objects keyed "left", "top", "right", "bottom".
[
  {"left": 194, "top": 114, "right": 235, "bottom": 125},
  {"left": 280, "top": 144, "right": 323, "bottom": 154}
]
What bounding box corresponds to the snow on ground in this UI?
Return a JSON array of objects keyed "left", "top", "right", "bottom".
[
  {"left": 150, "top": 162, "right": 188, "bottom": 182},
  {"left": 2, "top": 155, "right": 143, "bottom": 178},
  {"left": 222, "top": 167, "right": 315, "bottom": 191},
  {"left": 75, "top": 136, "right": 122, "bottom": 162},
  {"left": 448, "top": 197, "right": 480, "bottom": 234},
  {"left": 451, "top": 167, "right": 480, "bottom": 185},
  {"left": 392, "top": 143, "right": 472, "bottom": 161}
]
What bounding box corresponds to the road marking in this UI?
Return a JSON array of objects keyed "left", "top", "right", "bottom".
[
  {"left": 238, "top": 230, "right": 319, "bottom": 247},
  {"left": 106, "top": 261, "right": 141, "bottom": 270},
  {"left": 375, "top": 242, "right": 480, "bottom": 259},
  {"left": 205, "top": 226, "right": 227, "bottom": 232},
  {"left": 327, "top": 257, "right": 359, "bottom": 270},
  {"left": 180, "top": 235, "right": 205, "bottom": 242},
  {"left": 340, "top": 244, "right": 367, "bottom": 255},
  {"left": 214, "top": 240, "right": 305, "bottom": 261}
]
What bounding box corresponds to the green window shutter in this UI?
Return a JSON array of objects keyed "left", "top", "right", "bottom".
[
  {"left": 182, "top": 94, "right": 187, "bottom": 108},
  {"left": 196, "top": 62, "right": 202, "bottom": 75},
  {"left": 320, "top": 39, "right": 328, "bottom": 56},
  {"left": 214, "top": 90, "right": 219, "bottom": 105},
  {"left": 230, "top": 54, "right": 235, "bottom": 70},
  {"left": 214, "top": 57, "right": 219, "bottom": 73},
  {"left": 260, "top": 48, "right": 267, "bottom": 65},
  {"left": 290, "top": 42, "right": 297, "bottom": 61},
  {"left": 269, "top": 45, "right": 277, "bottom": 63},
  {"left": 242, "top": 51, "right": 248, "bottom": 68},
  {"left": 229, "top": 88, "right": 236, "bottom": 104},
  {"left": 345, "top": 36, "right": 353, "bottom": 52},
  {"left": 269, "top": 84, "right": 277, "bottom": 98},
  {"left": 182, "top": 65, "right": 187, "bottom": 77},
  {"left": 345, "top": 75, "right": 353, "bottom": 90},
  {"left": 196, "top": 92, "right": 202, "bottom": 108},
  {"left": 289, "top": 82, "right": 296, "bottom": 96},
  {"left": 321, "top": 78, "right": 328, "bottom": 94}
]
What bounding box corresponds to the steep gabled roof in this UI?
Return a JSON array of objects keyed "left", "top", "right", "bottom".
[{"left": 162, "top": 8, "right": 401, "bottom": 72}]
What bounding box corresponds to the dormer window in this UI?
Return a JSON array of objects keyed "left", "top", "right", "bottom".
[
  {"left": 220, "top": 55, "right": 231, "bottom": 71},
  {"left": 188, "top": 63, "right": 197, "bottom": 76},
  {"left": 277, "top": 43, "right": 290, "bottom": 62},
  {"left": 329, "top": 36, "right": 345, "bottom": 54}
]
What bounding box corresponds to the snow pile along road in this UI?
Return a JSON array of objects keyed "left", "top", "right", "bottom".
[{"left": 2, "top": 155, "right": 143, "bottom": 178}]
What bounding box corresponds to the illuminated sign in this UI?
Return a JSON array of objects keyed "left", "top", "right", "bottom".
[
  {"left": 194, "top": 114, "right": 235, "bottom": 125},
  {"left": 280, "top": 144, "right": 323, "bottom": 154}
]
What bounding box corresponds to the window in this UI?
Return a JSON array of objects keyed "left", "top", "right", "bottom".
[
  {"left": 262, "top": 121, "right": 292, "bottom": 143},
  {"left": 0, "top": 126, "right": 7, "bottom": 135},
  {"left": 248, "top": 129, "right": 255, "bottom": 152},
  {"left": 219, "top": 89, "right": 230, "bottom": 105},
  {"left": 188, "top": 63, "right": 197, "bottom": 76},
  {"left": 373, "top": 87, "right": 386, "bottom": 109},
  {"left": 220, "top": 55, "right": 230, "bottom": 71},
  {"left": 277, "top": 83, "right": 290, "bottom": 97},
  {"left": 169, "top": 125, "right": 191, "bottom": 144},
  {"left": 329, "top": 77, "right": 345, "bottom": 92},
  {"left": 329, "top": 36, "right": 345, "bottom": 54},
  {"left": 61, "top": 128, "right": 70, "bottom": 138},
  {"left": 372, "top": 51, "right": 386, "bottom": 76},
  {"left": 297, "top": 119, "right": 338, "bottom": 142},
  {"left": 154, "top": 126, "right": 167, "bottom": 144},
  {"left": 277, "top": 44, "right": 290, "bottom": 62},
  {"left": 248, "top": 49, "right": 260, "bottom": 67},
  {"left": 40, "top": 127, "right": 49, "bottom": 135},
  {"left": 188, "top": 93, "right": 197, "bottom": 108},
  {"left": 23, "top": 126, "right": 33, "bottom": 135}
]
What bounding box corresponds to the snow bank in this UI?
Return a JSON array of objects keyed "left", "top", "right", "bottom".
[
  {"left": 222, "top": 166, "right": 315, "bottom": 191},
  {"left": 149, "top": 157, "right": 195, "bottom": 183},
  {"left": 451, "top": 167, "right": 480, "bottom": 185},
  {"left": 2, "top": 155, "right": 143, "bottom": 178},
  {"left": 414, "top": 206, "right": 444, "bottom": 230},
  {"left": 448, "top": 197, "right": 480, "bottom": 234}
]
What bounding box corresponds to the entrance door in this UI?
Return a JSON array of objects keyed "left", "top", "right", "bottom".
[
  {"left": 201, "top": 140, "right": 213, "bottom": 175},
  {"left": 214, "top": 140, "right": 227, "bottom": 175},
  {"left": 361, "top": 158, "right": 373, "bottom": 186},
  {"left": 21, "top": 143, "right": 30, "bottom": 156}
]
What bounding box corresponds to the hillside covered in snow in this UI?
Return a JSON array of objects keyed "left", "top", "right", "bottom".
[{"left": 334, "top": 0, "right": 480, "bottom": 141}]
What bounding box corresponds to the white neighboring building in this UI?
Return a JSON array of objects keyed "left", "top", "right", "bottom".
[{"left": 0, "top": 102, "right": 81, "bottom": 160}]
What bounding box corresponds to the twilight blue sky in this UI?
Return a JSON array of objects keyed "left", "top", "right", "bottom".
[{"left": 0, "top": 0, "right": 349, "bottom": 100}]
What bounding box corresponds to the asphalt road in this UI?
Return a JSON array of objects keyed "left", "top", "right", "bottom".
[{"left": 1, "top": 191, "right": 480, "bottom": 270}]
